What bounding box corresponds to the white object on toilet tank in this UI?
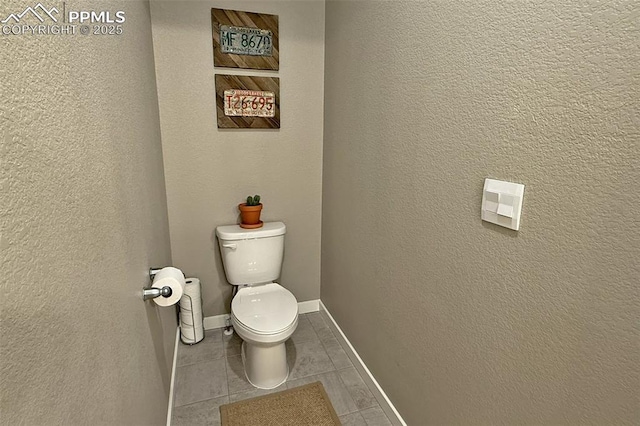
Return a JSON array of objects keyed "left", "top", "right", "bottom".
[{"left": 216, "top": 221, "right": 286, "bottom": 285}]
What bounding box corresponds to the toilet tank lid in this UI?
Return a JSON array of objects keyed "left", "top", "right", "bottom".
[{"left": 216, "top": 221, "right": 286, "bottom": 240}]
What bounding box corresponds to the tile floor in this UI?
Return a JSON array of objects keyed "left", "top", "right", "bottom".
[{"left": 172, "top": 312, "right": 392, "bottom": 426}]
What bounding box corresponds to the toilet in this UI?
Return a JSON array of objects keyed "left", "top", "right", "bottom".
[{"left": 216, "top": 221, "right": 298, "bottom": 389}]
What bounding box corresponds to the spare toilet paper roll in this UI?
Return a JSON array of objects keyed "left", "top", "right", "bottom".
[
  {"left": 152, "top": 267, "right": 185, "bottom": 307},
  {"left": 181, "top": 326, "right": 204, "bottom": 342},
  {"left": 180, "top": 278, "right": 202, "bottom": 308},
  {"left": 183, "top": 278, "right": 201, "bottom": 296}
]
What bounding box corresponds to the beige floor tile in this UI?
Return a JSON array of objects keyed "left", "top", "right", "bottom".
[
  {"left": 225, "top": 354, "right": 255, "bottom": 395},
  {"left": 171, "top": 395, "right": 228, "bottom": 426},
  {"left": 174, "top": 358, "right": 228, "bottom": 407},
  {"left": 338, "top": 367, "right": 377, "bottom": 410},
  {"left": 287, "top": 339, "right": 335, "bottom": 380},
  {"left": 171, "top": 319, "right": 395, "bottom": 425},
  {"left": 287, "top": 315, "right": 319, "bottom": 345},
  {"left": 340, "top": 411, "right": 368, "bottom": 426},
  {"left": 177, "top": 329, "right": 224, "bottom": 367},
  {"left": 306, "top": 312, "right": 327, "bottom": 330},
  {"left": 228, "top": 382, "right": 287, "bottom": 403},
  {"left": 222, "top": 331, "right": 242, "bottom": 357},
  {"left": 360, "top": 405, "right": 392, "bottom": 426},
  {"left": 323, "top": 336, "right": 353, "bottom": 370}
]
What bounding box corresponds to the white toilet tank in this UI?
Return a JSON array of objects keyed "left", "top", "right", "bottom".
[{"left": 216, "top": 221, "right": 286, "bottom": 285}]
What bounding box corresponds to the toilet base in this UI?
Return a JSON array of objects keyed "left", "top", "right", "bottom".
[{"left": 241, "top": 341, "right": 289, "bottom": 389}]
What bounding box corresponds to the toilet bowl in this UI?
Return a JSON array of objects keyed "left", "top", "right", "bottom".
[
  {"left": 216, "top": 221, "right": 298, "bottom": 389},
  {"left": 231, "top": 283, "right": 298, "bottom": 388}
]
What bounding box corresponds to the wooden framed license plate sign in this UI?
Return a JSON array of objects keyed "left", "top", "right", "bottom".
[
  {"left": 215, "top": 74, "right": 280, "bottom": 128},
  {"left": 211, "top": 8, "right": 279, "bottom": 71}
]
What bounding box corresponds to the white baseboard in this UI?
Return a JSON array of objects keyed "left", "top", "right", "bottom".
[
  {"left": 320, "top": 301, "right": 407, "bottom": 426},
  {"left": 203, "top": 313, "right": 229, "bottom": 330},
  {"left": 166, "top": 326, "right": 180, "bottom": 426},
  {"left": 297, "top": 299, "right": 320, "bottom": 314},
  {"left": 203, "top": 299, "right": 320, "bottom": 330}
]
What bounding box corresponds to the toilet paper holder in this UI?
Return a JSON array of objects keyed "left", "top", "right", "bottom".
[
  {"left": 142, "top": 267, "right": 174, "bottom": 301},
  {"left": 142, "top": 286, "right": 173, "bottom": 301}
]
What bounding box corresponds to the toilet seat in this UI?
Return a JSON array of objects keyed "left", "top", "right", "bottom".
[{"left": 231, "top": 283, "right": 298, "bottom": 335}]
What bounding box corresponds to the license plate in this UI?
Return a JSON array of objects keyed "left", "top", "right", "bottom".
[
  {"left": 224, "top": 90, "right": 275, "bottom": 117},
  {"left": 220, "top": 25, "right": 273, "bottom": 56}
]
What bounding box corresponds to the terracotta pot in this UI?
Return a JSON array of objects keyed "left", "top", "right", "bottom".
[{"left": 238, "top": 203, "right": 263, "bottom": 228}]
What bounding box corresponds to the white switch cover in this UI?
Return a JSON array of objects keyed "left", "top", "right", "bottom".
[{"left": 481, "top": 178, "right": 525, "bottom": 230}]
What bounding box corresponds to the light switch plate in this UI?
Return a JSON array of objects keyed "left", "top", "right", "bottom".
[{"left": 481, "top": 178, "right": 525, "bottom": 230}]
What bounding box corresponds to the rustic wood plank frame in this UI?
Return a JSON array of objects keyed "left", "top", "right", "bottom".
[
  {"left": 211, "top": 8, "right": 279, "bottom": 71},
  {"left": 215, "top": 74, "right": 280, "bottom": 129}
]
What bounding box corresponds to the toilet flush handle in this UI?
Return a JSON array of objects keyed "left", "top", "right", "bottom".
[{"left": 222, "top": 243, "right": 237, "bottom": 250}]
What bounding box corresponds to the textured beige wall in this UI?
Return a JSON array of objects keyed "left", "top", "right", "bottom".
[
  {"left": 323, "top": 1, "right": 639, "bottom": 424},
  {"left": 150, "top": 1, "right": 325, "bottom": 316},
  {"left": 1, "top": 1, "right": 176, "bottom": 424}
]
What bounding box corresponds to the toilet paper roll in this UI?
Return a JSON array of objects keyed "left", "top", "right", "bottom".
[
  {"left": 180, "top": 278, "right": 202, "bottom": 309},
  {"left": 152, "top": 267, "right": 185, "bottom": 307},
  {"left": 180, "top": 306, "right": 202, "bottom": 318},
  {"left": 183, "top": 278, "right": 201, "bottom": 296},
  {"left": 181, "top": 325, "right": 204, "bottom": 343},
  {"left": 180, "top": 294, "right": 201, "bottom": 307},
  {"left": 180, "top": 309, "right": 202, "bottom": 326}
]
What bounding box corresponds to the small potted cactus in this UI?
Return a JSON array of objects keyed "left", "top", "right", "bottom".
[{"left": 238, "top": 195, "right": 263, "bottom": 229}]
